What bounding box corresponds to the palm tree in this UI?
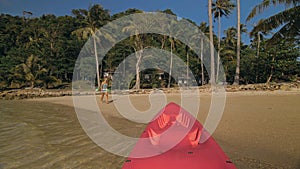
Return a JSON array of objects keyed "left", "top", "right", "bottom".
[
  {"left": 208, "top": 0, "right": 215, "bottom": 85},
  {"left": 121, "top": 10, "right": 152, "bottom": 90},
  {"left": 186, "top": 45, "right": 190, "bottom": 86},
  {"left": 15, "top": 55, "right": 47, "bottom": 88},
  {"left": 247, "top": 0, "right": 300, "bottom": 43},
  {"left": 220, "top": 25, "right": 247, "bottom": 83},
  {"left": 72, "top": 4, "right": 110, "bottom": 89},
  {"left": 221, "top": 27, "right": 237, "bottom": 82},
  {"left": 249, "top": 25, "right": 268, "bottom": 83},
  {"left": 212, "top": 0, "right": 235, "bottom": 81},
  {"left": 167, "top": 36, "right": 175, "bottom": 88},
  {"left": 250, "top": 20, "right": 268, "bottom": 58},
  {"left": 199, "top": 22, "right": 210, "bottom": 85},
  {"left": 164, "top": 14, "right": 177, "bottom": 89},
  {"left": 233, "top": 0, "right": 241, "bottom": 85}
]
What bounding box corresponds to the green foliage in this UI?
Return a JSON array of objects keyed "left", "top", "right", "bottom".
[
  {"left": 0, "top": 4, "right": 299, "bottom": 91},
  {"left": 247, "top": 0, "right": 300, "bottom": 44}
]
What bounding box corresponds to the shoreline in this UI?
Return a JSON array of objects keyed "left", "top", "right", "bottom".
[
  {"left": 29, "top": 89, "right": 300, "bottom": 106},
  {"left": 1, "top": 82, "right": 299, "bottom": 100}
]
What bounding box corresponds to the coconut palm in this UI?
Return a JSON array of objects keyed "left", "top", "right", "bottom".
[
  {"left": 15, "top": 55, "right": 47, "bottom": 88},
  {"left": 249, "top": 22, "right": 270, "bottom": 65},
  {"left": 212, "top": 0, "right": 235, "bottom": 81},
  {"left": 72, "top": 4, "right": 110, "bottom": 89},
  {"left": 221, "top": 27, "right": 237, "bottom": 82},
  {"left": 168, "top": 25, "right": 188, "bottom": 88},
  {"left": 208, "top": 0, "right": 215, "bottom": 85},
  {"left": 247, "top": 0, "right": 300, "bottom": 43},
  {"left": 158, "top": 11, "right": 178, "bottom": 88},
  {"left": 233, "top": 0, "right": 241, "bottom": 85},
  {"left": 222, "top": 25, "right": 247, "bottom": 53},
  {"left": 123, "top": 32, "right": 144, "bottom": 90},
  {"left": 198, "top": 22, "right": 210, "bottom": 85},
  {"left": 222, "top": 24, "right": 247, "bottom": 84},
  {"left": 249, "top": 20, "right": 269, "bottom": 59},
  {"left": 167, "top": 36, "right": 175, "bottom": 88},
  {"left": 121, "top": 10, "right": 154, "bottom": 90}
]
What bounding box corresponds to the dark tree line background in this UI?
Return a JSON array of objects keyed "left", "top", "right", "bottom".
[{"left": 0, "top": 3, "right": 299, "bottom": 90}]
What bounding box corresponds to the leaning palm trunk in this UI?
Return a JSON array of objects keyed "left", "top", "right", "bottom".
[
  {"left": 266, "top": 55, "right": 275, "bottom": 83},
  {"left": 93, "top": 36, "right": 101, "bottom": 89}
]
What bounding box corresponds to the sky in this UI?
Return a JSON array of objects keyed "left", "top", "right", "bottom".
[{"left": 0, "top": 0, "right": 285, "bottom": 44}]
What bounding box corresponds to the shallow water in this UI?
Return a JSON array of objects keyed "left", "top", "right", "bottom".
[
  {"left": 0, "top": 94, "right": 299, "bottom": 169},
  {"left": 0, "top": 100, "right": 127, "bottom": 169}
]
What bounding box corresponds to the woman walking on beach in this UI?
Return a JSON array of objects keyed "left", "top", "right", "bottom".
[{"left": 100, "top": 77, "right": 109, "bottom": 104}]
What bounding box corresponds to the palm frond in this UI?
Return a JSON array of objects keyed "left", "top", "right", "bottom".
[
  {"left": 25, "top": 54, "right": 35, "bottom": 69},
  {"left": 268, "top": 16, "right": 300, "bottom": 44},
  {"left": 25, "top": 73, "right": 34, "bottom": 81},
  {"left": 247, "top": 0, "right": 272, "bottom": 21},
  {"left": 246, "top": 0, "right": 300, "bottom": 21},
  {"left": 250, "top": 5, "right": 300, "bottom": 37},
  {"left": 212, "top": 0, "right": 235, "bottom": 19},
  {"left": 72, "top": 27, "right": 94, "bottom": 39}
]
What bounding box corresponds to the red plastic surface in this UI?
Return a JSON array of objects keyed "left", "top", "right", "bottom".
[{"left": 122, "top": 102, "right": 237, "bottom": 169}]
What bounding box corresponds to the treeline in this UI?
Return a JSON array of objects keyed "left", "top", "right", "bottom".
[{"left": 0, "top": 3, "right": 299, "bottom": 90}]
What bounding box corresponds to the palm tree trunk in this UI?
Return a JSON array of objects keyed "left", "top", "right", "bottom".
[
  {"left": 216, "top": 12, "right": 221, "bottom": 83},
  {"left": 100, "top": 63, "right": 103, "bottom": 81},
  {"left": 200, "top": 38, "right": 205, "bottom": 85},
  {"left": 255, "top": 32, "right": 260, "bottom": 83},
  {"left": 186, "top": 47, "right": 189, "bottom": 86},
  {"left": 168, "top": 39, "right": 174, "bottom": 88},
  {"left": 208, "top": 0, "right": 215, "bottom": 85},
  {"left": 135, "top": 50, "right": 143, "bottom": 90},
  {"left": 123, "top": 55, "right": 126, "bottom": 78},
  {"left": 233, "top": 0, "right": 241, "bottom": 85},
  {"left": 161, "top": 35, "right": 166, "bottom": 49},
  {"left": 257, "top": 32, "right": 260, "bottom": 57},
  {"left": 30, "top": 81, "right": 34, "bottom": 89},
  {"left": 266, "top": 55, "right": 275, "bottom": 83},
  {"left": 93, "top": 36, "right": 101, "bottom": 89},
  {"left": 266, "top": 69, "right": 273, "bottom": 84}
]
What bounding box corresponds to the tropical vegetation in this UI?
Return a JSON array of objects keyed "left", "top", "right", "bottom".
[{"left": 0, "top": 1, "right": 299, "bottom": 90}]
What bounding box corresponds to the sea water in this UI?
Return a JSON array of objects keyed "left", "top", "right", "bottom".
[{"left": 0, "top": 100, "right": 124, "bottom": 169}]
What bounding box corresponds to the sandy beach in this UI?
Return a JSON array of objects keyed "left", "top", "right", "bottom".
[{"left": 25, "top": 90, "right": 300, "bottom": 169}]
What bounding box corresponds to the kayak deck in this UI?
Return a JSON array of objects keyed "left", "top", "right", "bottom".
[{"left": 122, "top": 102, "right": 236, "bottom": 169}]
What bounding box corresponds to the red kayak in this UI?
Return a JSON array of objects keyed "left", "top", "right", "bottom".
[{"left": 122, "top": 102, "right": 237, "bottom": 169}]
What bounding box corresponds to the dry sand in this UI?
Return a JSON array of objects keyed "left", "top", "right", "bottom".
[{"left": 32, "top": 90, "right": 300, "bottom": 169}]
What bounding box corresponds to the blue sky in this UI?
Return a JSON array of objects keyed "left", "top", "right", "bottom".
[{"left": 0, "top": 0, "right": 284, "bottom": 43}]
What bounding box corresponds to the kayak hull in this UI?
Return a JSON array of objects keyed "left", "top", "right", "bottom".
[{"left": 122, "top": 102, "right": 236, "bottom": 169}]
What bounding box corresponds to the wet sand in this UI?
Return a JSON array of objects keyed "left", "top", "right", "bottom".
[{"left": 2, "top": 91, "right": 299, "bottom": 169}]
